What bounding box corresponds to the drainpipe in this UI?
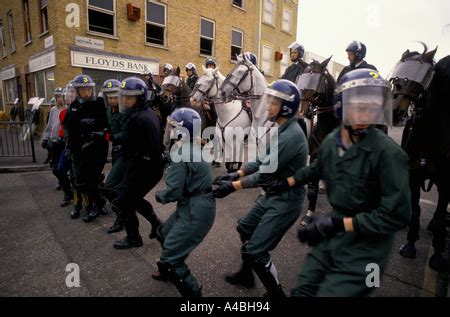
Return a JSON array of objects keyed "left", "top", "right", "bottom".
[{"left": 257, "top": 0, "right": 262, "bottom": 69}]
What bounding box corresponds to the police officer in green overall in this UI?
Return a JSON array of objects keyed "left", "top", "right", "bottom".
[
  {"left": 260, "top": 69, "right": 411, "bottom": 296},
  {"left": 99, "top": 79, "right": 128, "bottom": 234},
  {"left": 213, "top": 80, "right": 309, "bottom": 298},
  {"left": 152, "top": 108, "right": 216, "bottom": 298}
]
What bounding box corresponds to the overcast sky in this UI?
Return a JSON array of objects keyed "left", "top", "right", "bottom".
[{"left": 297, "top": 0, "right": 450, "bottom": 76}]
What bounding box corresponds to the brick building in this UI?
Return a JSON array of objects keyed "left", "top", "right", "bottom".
[{"left": 0, "top": 0, "right": 298, "bottom": 130}]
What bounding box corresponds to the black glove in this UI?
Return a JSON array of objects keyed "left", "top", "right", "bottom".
[
  {"left": 258, "top": 174, "right": 290, "bottom": 194},
  {"left": 297, "top": 216, "right": 345, "bottom": 246},
  {"left": 213, "top": 181, "right": 236, "bottom": 199},
  {"left": 155, "top": 191, "right": 164, "bottom": 204},
  {"left": 80, "top": 118, "right": 95, "bottom": 129},
  {"left": 213, "top": 172, "right": 240, "bottom": 185},
  {"left": 90, "top": 131, "right": 105, "bottom": 142},
  {"left": 41, "top": 139, "right": 49, "bottom": 149}
]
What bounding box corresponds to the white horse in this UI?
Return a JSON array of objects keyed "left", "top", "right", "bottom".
[
  {"left": 219, "top": 55, "right": 269, "bottom": 152},
  {"left": 191, "top": 66, "right": 252, "bottom": 172}
]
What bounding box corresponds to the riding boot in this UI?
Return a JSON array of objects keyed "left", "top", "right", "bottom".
[{"left": 224, "top": 260, "right": 255, "bottom": 288}]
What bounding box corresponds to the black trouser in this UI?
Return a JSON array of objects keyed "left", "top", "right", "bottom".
[
  {"left": 51, "top": 141, "right": 71, "bottom": 196},
  {"left": 77, "top": 142, "right": 108, "bottom": 209},
  {"left": 116, "top": 159, "right": 163, "bottom": 239}
]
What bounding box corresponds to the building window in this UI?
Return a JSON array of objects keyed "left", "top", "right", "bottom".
[
  {"left": 231, "top": 29, "right": 243, "bottom": 61},
  {"left": 146, "top": 1, "right": 166, "bottom": 46},
  {"left": 282, "top": 9, "right": 291, "bottom": 33},
  {"left": 232, "top": 0, "right": 244, "bottom": 8},
  {"left": 88, "top": 0, "right": 115, "bottom": 36},
  {"left": 4, "top": 78, "right": 18, "bottom": 102},
  {"left": 34, "top": 70, "right": 55, "bottom": 101},
  {"left": 7, "top": 12, "right": 16, "bottom": 53},
  {"left": 39, "top": 0, "right": 49, "bottom": 34},
  {"left": 280, "top": 50, "right": 289, "bottom": 75},
  {"left": 200, "top": 18, "right": 215, "bottom": 56},
  {"left": 23, "top": 0, "right": 32, "bottom": 43},
  {"left": 262, "top": 45, "right": 273, "bottom": 75},
  {"left": 0, "top": 21, "right": 6, "bottom": 57},
  {"left": 263, "top": 0, "right": 275, "bottom": 25}
]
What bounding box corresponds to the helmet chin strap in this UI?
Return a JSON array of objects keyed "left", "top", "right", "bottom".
[{"left": 344, "top": 125, "right": 370, "bottom": 144}]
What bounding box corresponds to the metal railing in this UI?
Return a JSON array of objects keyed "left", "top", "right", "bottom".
[{"left": 0, "top": 113, "right": 36, "bottom": 162}]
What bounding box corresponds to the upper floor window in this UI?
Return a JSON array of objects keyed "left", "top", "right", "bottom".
[
  {"left": 232, "top": 0, "right": 244, "bottom": 8},
  {"left": 88, "top": 0, "right": 116, "bottom": 36},
  {"left": 282, "top": 9, "right": 291, "bottom": 33},
  {"left": 200, "top": 18, "right": 215, "bottom": 56},
  {"left": 23, "top": 0, "right": 32, "bottom": 43},
  {"left": 263, "top": 0, "right": 275, "bottom": 25},
  {"left": 7, "top": 11, "right": 16, "bottom": 53},
  {"left": 146, "top": 1, "right": 166, "bottom": 46},
  {"left": 40, "top": 0, "right": 49, "bottom": 34},
  {"left": 0, "top": 21, "right": 7, "bottom": 57},
  {"left": 231, "top": 29, "right": 243, "bottom": 61}
]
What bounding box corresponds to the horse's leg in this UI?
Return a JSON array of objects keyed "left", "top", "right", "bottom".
[
  {"left": 400, "top": 169, "right": 421, "bottom": 259},
  {"left": 300, "top": 180, "right": 319, "bottom": 226},
  {"left": 428, "top": 184, "right": 449, "bottom": 272}
]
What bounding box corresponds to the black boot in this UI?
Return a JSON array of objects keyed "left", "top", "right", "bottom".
[
  {"left": 113, "top": 236, "right": 143, "bottom": 250},
  {"left": 251, "top": 260, "right": 286, "bottom": 298},
  {"left": 70, "top": 204, "right": 82, "bottom": 219},
  {"left": 83, "top": 206, "right": 98, "bottom": 223},
  {"left": 399, "top": 242, "right": 417, "bottom": 259},
  {"left": 157, "top": 262, "right": 202, "bottom": 298},
  {"left": 108, "top": 217, "right": 124, "bottom": 234},
  {"left": 224, "top": 261, "right": 255, "bottom": 288},
  {"left": 60, "top": 193, "right": 73, "bottom": 208}
]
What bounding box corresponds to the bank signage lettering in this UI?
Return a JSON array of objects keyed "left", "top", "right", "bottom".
[{"left": 71, "top": 50, "right": 159, "bottom": 75}]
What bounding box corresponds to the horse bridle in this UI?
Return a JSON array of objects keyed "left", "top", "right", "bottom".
[
  {"left": 193, "top": 75, "right": 220, "bottom": 103},
  {"left": 223, "top": 62, "right": 261, "bottom": 100}
]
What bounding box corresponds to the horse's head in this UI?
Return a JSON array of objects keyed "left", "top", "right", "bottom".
[
  {"left": 389, "top": 43, "right": 437, "bottom": 126},
  {"left": 160, "top": 66, "right": 182, "bottom": 103},
  {"left": 220, "top": 54, "right": 255, "bottom": 102},
  {"left": 190, "top": 67, "right": 220, "bottom": 104},
  {"left": 296, "top": 56, "right": 333, "bottom": 118}
]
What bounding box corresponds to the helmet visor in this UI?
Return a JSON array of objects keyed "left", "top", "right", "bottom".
[
  {"left": 343, "top": 85, "right": 392, "bottom": 126},
  {"left": 76, "top": 86, "right": 97, "bottom": 102},
  {"left": 64, "top": 85, "right": 77, "bottom": 105}
]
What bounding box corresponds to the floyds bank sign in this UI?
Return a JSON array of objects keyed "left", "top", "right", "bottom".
[{"left": 71, "top": 50, "right": 159, "bottom": 75}]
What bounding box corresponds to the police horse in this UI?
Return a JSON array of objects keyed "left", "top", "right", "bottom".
[
  {"left": 159, "top": 67, "right": 193, "bottom": 146},
  {"left": 390, "top": 44, "right": 450, "bottom": 272},
  {"left": 295, "top": 57, "right": 340, "bottom": 225},
  {"left": 191, "top": 66, "right": 252, "bottom": 173},
  {"left": 219, "top": 54, "right": 268, "bottom": 154}
]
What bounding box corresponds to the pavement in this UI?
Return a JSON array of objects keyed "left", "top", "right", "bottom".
[{"left": 0, "top": 127, "right": 448, "bottom": 297}]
